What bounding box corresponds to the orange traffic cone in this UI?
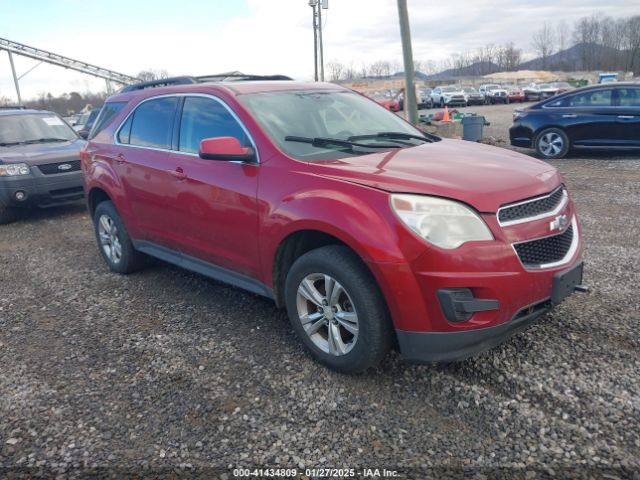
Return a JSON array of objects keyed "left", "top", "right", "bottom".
[{"left": 442, "top": 105, "right": 450, "bottom": 122}]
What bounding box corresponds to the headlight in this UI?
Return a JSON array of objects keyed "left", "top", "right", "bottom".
[
  {"left": 390, "top": 194, "right": 493, "bottom": 249},
  {"left": 0, "top": 163, "right": 30, "bottom": 177}
]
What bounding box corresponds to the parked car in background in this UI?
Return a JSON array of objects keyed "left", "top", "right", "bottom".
[
  {"left": 510, "top": 83, "right": 640, "bottom": 158},
  {"left": 461, "top": 86, "right": 484, "bottom": 105},
  {"left": 506, "top": 85, "right": 525, "bottom": 103},
  {"left": 63, "top": 114, "right": 79, "bottom": 126},
  {"left": 77, "top": 108, "right": 101, "bottom": 139},
  {"left": 418, "top": 88, "right": 433, "bottom": 108},
  {"left": 83, "top": 77, "right": 584, "bottom": 372},
  {"left": 0, "top": 108, "right": 85, "bottom": 224},
  {"left": 73, "top": 110, "right": 93, "bottom": 132},
  {"left": 478, "top": 84, "right": 508, "bottom": 104},
  {"left": 371, "top": 92, "right": 399, "bottom": 112},
  {"left": 430, "top": 86, "right": 467, "bottom": 107},
  {"left": 535, "top": 83, "right": 559, "bottom": 100},
  {"left": 551, "top": 82, "right": 574, "bottom": 95},
  {"left": 523, "top": 84, "right": 542, "bottom": 102}
]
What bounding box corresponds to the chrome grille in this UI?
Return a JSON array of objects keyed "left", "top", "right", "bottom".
[
  {"left": 498, "top": 187, "right": 565, "bottom": 224},
  {"left": 514, "top": 225, "right": 573, "bottom": 267}
]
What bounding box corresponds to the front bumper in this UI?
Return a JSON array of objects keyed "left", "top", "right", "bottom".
[
  {"left": 397, "top": 261, "right": 584, "bottom": 362},
  {"left": 365, "top": 199, "right": 583, "bottom": 363},
  {"left": 509, "top": 123, "right": 534, "bottom": 147},
  {"left": 0, "top": 168, "right": 84, "bottom": 208}
]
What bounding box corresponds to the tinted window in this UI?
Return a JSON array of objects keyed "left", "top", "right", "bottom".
[
  {"left": 118, "top": 115, "right": 133, "bottom": 144},
  {"left": 617, "top": 88, "right": 640, "bottom": 107},
  {"left": 129, "top": 97, "right": 178, "bottom": 149},
  {"left": 178, "top": 96, "right": 249, "bottom": 154},
  {"left": 89, "top": 103, "right": 126, "bottom": 139},
  {"left": 567, "top": 89, "right": 612, "bottom": 107}
]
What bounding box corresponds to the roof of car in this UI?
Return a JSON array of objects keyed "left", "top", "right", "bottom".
[
  {"left": 0, "top": 108, "right": 54, "bottom": 116},
  {"left": 108, "top": 80, "right": 346, "bottom": 102}
]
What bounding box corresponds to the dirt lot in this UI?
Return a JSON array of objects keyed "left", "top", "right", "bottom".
[{"left": 1, "top": 109, "right": 639, "bottom": 478}]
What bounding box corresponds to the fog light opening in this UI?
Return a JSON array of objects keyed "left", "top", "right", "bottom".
[{"left": 15, "top": 191, "right": 27, "bottom": 201}]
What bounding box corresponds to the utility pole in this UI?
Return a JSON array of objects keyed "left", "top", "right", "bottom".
[
  {"left": 7, "top": 51, "right": 22, "bottom": 104},
  {"left": 397, "top": 0, "right": 418, "bottom": 124},
  {"left": 309, "top": 0, "right": 328, "bottom": 82},
  {"left": 310, "top": 0, "right": 318, "bottom": 81},
  {"left": 317, "top": 1, "right": 324, "bottom": 81}
]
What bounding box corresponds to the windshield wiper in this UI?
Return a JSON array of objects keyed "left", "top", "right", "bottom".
[
  {"left": 348, "top": 131, "right": 437, "bottom": 143},
  {"left": 23, "top": 138, "right": 70, "bottom": 144},
  {"left": 284, "top": 135, "right": 402, "bottom": 151},
  {"left": 0, "top": 141, "right": 27, "bottom": 147}
]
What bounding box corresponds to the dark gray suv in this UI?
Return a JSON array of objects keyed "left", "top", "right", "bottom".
[{"left": 0, "top": 108, "right": 85, "bottom": 224}]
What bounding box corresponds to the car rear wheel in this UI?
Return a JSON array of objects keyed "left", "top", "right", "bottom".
[
  {"left": 0, "top": 205, "right": 17, "bottom": 225},
  {"left": 93, "top": 201, "right": 147, "bottom": 274},
  {"left": 284, "top": 246, "right": 392, "bottom": 374},
  {"left": 535, "top": 128, "right": 570, "bottom": 159}
]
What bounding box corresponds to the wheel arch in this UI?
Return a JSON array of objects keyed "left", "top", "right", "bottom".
[
  {"left": 87, "top": 187, "right": 112, "bottom": 216},
  {"left": 272, "top": 228, "right": 361, "bottom": 309}
]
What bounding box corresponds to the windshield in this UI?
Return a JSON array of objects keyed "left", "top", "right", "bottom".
[
  {"left": 462, "top": 87, "right": 476, "bottom": 93},
  {"left": 440, "top": 87, "right": 457, "bottom": 93},
  {"left": 486, "top": 85, "right": 500, "bottom": 91},
  {"left": 538, "top": 84, "right": 552, "bottom": 89},
  {"left": 0, "top": 113, "right": 78, "bottom": 145},
  {"left": 238, "top": 90, "right": 426, "bottom": 161}
]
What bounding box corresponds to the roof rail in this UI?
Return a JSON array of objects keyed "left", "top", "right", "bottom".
[
  {"left": 119, "top": 76, "right": 198, "bottom": 93},
  {"left": 0, "top": 105, "right": 27, "bottom": 110},
  {"left": 118, "top": 73, "right": 293, "bottom": 93},
  {"left": 195, "top": 73, "right": 293, "bottom": 82}
]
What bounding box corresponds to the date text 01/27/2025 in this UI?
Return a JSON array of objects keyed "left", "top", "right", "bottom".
[{"left": 232, "top": 467, "right": 399, "bottom": 478}]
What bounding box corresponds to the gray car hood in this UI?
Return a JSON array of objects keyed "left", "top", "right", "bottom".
[{"left": 0, "top": 139, "right": 85, "bottom": 166}]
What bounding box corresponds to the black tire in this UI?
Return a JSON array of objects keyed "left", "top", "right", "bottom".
[
  {"left": 534, "top": 127, "right": 570, "bottom": 159},
  {"left": 284, "top": 246, "right": 392, "bottom": 374},
  {"left": 0, "top": 205, "right": 18, "bottom": 225},
  {"left": 93, "top": 201, "right": 146, "bottom": 274}
]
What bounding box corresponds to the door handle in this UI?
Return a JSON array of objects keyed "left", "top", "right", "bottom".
[
  {"left": 562, "top": 114, "right": 577, "bottom": 118},
  {"left": 168, "top": 167, "right": 187, "bottom": 180},
  {"left": 115, "top": 153, "right": 127, "bottom": 164},
  {"left": 617, "top": 115, "right": 634, "bottom": 119}
]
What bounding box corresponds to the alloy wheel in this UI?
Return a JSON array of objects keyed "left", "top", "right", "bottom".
[
  {"left": 296, "top": 273, "right": 359, "bottom": 356},
  {"left": 539, "top": 132, "right": 565, "bottom": 157},
  {"left": 98, "top": 214, "right": 122, "bottom": 264}
]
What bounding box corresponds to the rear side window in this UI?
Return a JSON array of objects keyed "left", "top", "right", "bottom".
[
  {"left": 88, "top": 103, "right": 125, "bottom": 139},
  {"left": 617, "top": 88, "right": 640, "bottom": 107},
  {"left": 126, "top": 97, "right": 178, "bottom": 149},
  {"left": 567, "top": 89, "right": 612, "bottom": 107},
  {"left": 178, "top": 96, "right": 249, "bottom": 154}
]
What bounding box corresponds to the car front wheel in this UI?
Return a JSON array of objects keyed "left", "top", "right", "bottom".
[
  {"left": 284, "top": 246, "right": 392, "bottom": 374},
  {"left": 535, "top": 128, "right": 570, "bottom": 159}
]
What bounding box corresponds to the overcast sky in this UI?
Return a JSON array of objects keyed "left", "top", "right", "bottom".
[{"left": 0, "top": 0, "right": 637, "bottom": 100}]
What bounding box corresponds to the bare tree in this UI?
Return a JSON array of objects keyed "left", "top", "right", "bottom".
[
  {"left": 556, "top": 20, "right": 569, "bottom": 52},
  {"left": 496, "top": 42, "right": 522, "bottom": 71},
  {"left": 531, "top": 24, "right": 556, "bottom": 70},
  {"left": 137, "top": 69, "right": 170, "bottom": 82},
  {"left": 326, "top": 60, "right": 344, "bottom": 82},
  {"left": 368, "top": 60, "right": 387, "bottom": 78}
]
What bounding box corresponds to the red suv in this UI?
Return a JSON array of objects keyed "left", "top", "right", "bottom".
[{"left": 81, "top": 76, "right": 584, "bottom": 373}]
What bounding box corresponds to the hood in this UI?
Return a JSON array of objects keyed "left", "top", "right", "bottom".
[
  {"left": 307, "top": 139, "right": 561, "bottom": 213},
  {"left": 0, "top": 139, "right": 85, "bottom": 166}
]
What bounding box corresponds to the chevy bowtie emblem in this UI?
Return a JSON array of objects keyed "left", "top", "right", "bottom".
[{"left": 549, "top": 214, "right": 568, "bottom": 231}]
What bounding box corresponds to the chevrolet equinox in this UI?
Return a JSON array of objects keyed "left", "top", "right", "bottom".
[{"left": 81, "top": 76, "right": 584, "bottom": 373}]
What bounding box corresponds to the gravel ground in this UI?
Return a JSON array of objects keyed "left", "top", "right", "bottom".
[{"left": 1, "top": 120, "right": 639, "bottom": 478}]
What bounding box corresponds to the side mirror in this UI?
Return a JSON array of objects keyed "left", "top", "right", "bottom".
[
  {"left": 199, "top": 137, "right": 255, "bottom": 162},
  {"left": 78, "top": 130, "right": 89, "bottom": 140}
]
